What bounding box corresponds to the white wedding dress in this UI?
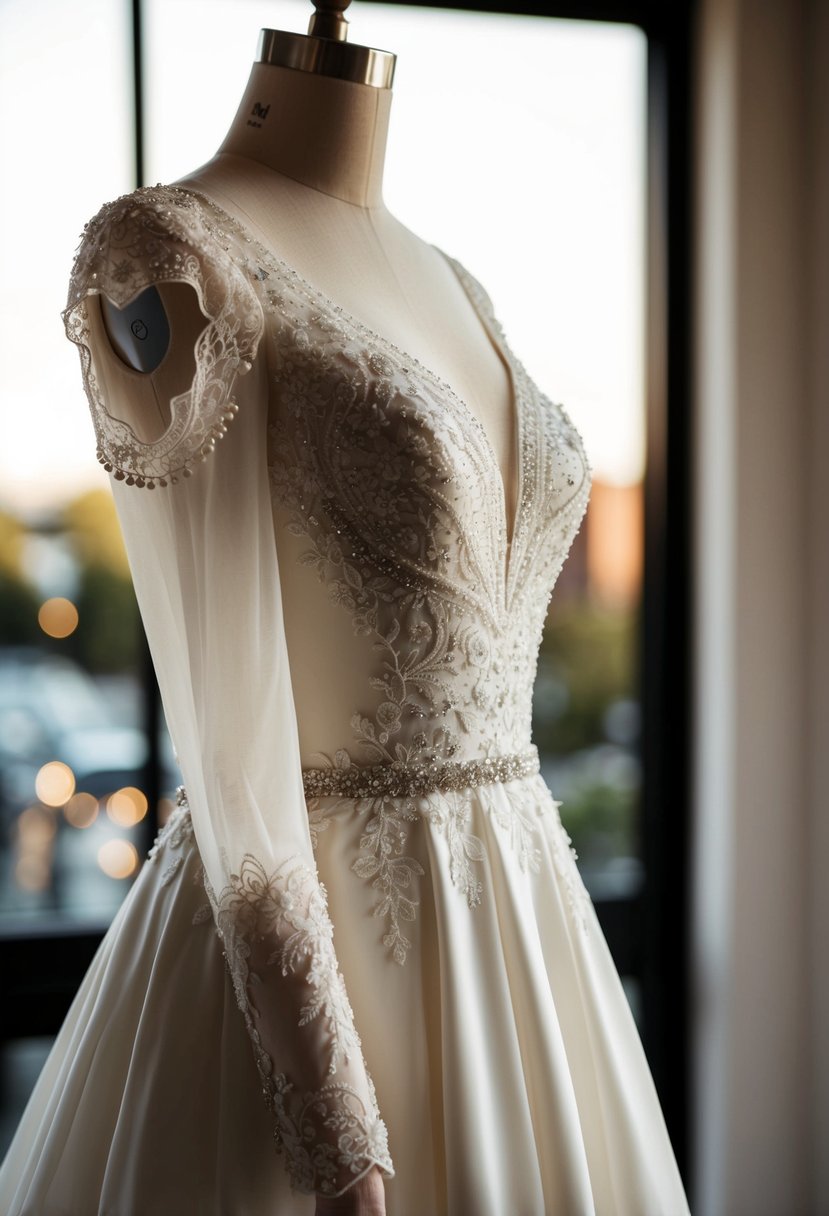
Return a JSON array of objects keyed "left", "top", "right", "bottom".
[{"left": 0, "top": 184, "right": 691, "bottom": 1215}]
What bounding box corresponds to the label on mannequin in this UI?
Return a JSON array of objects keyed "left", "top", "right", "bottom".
[
  {"left": 100, "top": 286, "right": 170, "bottom": 373},
  {"left": 247, "top": 102, "right": 270, "bottom": 129}
]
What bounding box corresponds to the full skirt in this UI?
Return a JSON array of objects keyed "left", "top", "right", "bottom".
[{"left": 0, "top": 774, "right": 690, "bottom": 1215}]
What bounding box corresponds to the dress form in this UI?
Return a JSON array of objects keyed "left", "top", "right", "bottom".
[{"left": 97, "top": 11, "right": 519, "bottom": 541}]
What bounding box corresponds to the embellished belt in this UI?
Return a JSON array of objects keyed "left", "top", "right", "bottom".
[{"left": 301, "top": 745, "right": 539, "bottom": 799}]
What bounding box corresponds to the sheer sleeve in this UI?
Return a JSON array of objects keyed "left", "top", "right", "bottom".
[{"left": 61, "top": 186, "right": 394, "bottom": 1198}]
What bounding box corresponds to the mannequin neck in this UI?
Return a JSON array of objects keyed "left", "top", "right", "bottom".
[{"left": 217, "top": 60, "right": 392, "bottom": 209}]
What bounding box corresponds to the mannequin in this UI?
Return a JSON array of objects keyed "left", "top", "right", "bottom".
[{"left": 99, "top": 1, "right": 520, "bottom": 545}]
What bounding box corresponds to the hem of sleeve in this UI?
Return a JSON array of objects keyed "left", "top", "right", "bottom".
[
  {"left": 319, "top": 1152, "right": 396, "bottom": 1200},
  {"left": 270, "top": 1073, "right": 395, "bottom": 1198}
]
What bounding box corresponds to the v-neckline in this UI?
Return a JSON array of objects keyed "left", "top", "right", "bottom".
[{"left": 167, "top": 183, "right": 525, "bottom": 585}]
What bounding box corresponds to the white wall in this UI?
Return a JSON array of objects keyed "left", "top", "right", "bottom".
[{"left": 692, "top": 1, "right": 829, "bottom": 1212}]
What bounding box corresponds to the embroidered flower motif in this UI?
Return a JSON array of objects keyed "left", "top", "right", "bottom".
[
  {"left": 540, "top": 788, "right": 593, "bottom": 933},
  {"left": 204, "top": 835, "right": 394, "bottom": 1191},
  {"left": 111, "top": 257, "right": 134, "bottom": 283}
]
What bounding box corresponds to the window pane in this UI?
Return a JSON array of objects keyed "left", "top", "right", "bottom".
[{"left": 0, "top": 0, "right": 147, "bottom": 926}]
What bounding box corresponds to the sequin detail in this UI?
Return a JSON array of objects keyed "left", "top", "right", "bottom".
[{"left": 302, "top": 745, "right": 539, "bottom": 799}]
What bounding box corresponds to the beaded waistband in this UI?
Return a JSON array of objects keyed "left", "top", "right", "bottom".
[{"left": 301, "top": 745, "right": 539, "bottom": 800}]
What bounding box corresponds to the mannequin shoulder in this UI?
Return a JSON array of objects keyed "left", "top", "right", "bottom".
[
  {"left": 65, "top": 183, "right": 264, "bottom": 375},
  {"left": 67, "top": 184, "right": 220, "bottom": 305}
]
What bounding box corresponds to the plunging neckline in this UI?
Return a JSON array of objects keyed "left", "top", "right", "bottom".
[{"left": 167, "top": 184, "right": 525, "bottom": 578}]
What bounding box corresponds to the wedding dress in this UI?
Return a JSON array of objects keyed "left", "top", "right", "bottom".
[{"left": 0, "top": 183, "right": 691, "bottom": 1215}]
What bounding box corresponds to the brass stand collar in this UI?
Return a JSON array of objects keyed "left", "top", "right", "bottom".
[{"left": 256, "top": 0, "right": 395, "bottom": 89}]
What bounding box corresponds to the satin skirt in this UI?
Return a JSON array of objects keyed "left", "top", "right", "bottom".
[{"left": 0, "top": 774, "right": 690, "bottom": 1215}]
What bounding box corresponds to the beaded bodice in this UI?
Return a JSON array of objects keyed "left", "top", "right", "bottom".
[
  {"left": 64, "top": 184, "right": 592, "bottom": 775},
  {"left": 184, "top": 190, "right": 595, "bottom": 774},
  {"left": 66, "top": 183, "right": 592, "bottom": 772}
]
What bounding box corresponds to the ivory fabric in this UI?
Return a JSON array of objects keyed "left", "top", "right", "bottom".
[{"left": 0, "top": 184, "right": 690, "bottom": 1214}]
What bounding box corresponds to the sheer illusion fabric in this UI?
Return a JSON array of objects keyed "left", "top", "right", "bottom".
[{"left": 0, "top": 184, "right": 691, "bottom": 1215}]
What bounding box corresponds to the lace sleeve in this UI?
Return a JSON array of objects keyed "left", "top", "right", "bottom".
[
  {"left": 61, "top": 187, "right": 394, "bottom": 1197},
  {"left": 61, "top": 185, "right": 263, "bottom": 487}
]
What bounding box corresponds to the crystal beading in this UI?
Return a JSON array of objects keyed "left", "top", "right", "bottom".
[{"left": 302, "top": 745, "right": 539, "bottom": 799}]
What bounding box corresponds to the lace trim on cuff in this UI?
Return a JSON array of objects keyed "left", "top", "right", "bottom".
[
  {"left": 61, "top": 184, "right": 264, "bottom": 488},
  {"left": 271, "top": 1075, "right": 393, "bottom": 1197}
]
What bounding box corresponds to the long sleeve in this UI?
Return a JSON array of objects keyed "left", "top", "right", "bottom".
[{"left": 61, "top": 187, "right": 394, "bottom": 1198}]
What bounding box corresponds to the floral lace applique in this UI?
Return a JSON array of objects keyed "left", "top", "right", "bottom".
[
  {"left": 478, "top": 779, "right": 543, "bottom": 876},
  {"left": 309, "top": 769, "right": 549, "bottom": 965},
  {"left": 348, "top": 793, "right": 425, "bottom": 966},
  {"left": 211, "top": 854, "right": 362, "bottom": 1076},
  {"left": 147, "top": 789, "right": 392, "bottom": 1195},
  {"left": 146, "top": 786, "right": 194, "bottom": 860},
  {"left": 62, "top": 185, "right": 263, "bottom": 487},
  {"left": 535, "top": 780, "right": 593, "bottom": 933},
  {"left": 315, "top": 784, "right": 488, "bottom": 967},
  {"left": 146, "top": 787, "right": 194, "bottom": 886},
  {"left": 270, "top": 1074, "right": 392, "bottom": 1197},
  {"left": 198, "top": 844, "right": 392, "bottom": 1193}
]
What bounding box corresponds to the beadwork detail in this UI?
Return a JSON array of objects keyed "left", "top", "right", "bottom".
[
  {"left": 61, "top": 186, "right": 263, "bottom": 486},
  {"left": 147, "top": 785, "right": 194, "bottom": 859},
  {"left": 302, "top": 745, "right": 539, "bottom": 798},
  {"left": 306, "top": 758, "right": 547, "bottom": 965}
]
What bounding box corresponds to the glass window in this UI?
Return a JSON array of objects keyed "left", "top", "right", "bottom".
[{"left": 0, "top": 0, "right": 151, "bottom": 926}]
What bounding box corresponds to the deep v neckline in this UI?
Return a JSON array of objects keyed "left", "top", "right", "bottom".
[{"left": 169, "top": 183, "right": 525, "bottom": 585}]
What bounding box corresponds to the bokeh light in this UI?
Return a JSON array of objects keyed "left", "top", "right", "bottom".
[
  {"left": 97, "top": 839, "right": 139, "bottom": 880},
  {"left": 18, "top": 804, "right": 57, "bottom": 845},
  {"left": 15, "top": 804, "right": 57, "bottom": 893},
  {"left": 63, "top": 791, "right": 99, "bottom": 829},
  {"left": 105, "top": 786, "right": 148, "bottom": 827},
  {"left": 37, "top": 596, "right": 79, "bottom": 638},
  {"left": 34, "top": 761, "right": 75, "bottom": 807}
]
